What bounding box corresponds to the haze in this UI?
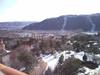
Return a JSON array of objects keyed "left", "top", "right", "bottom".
[{"left": 0, "top": 0, "right": 100, "bottom": 22}]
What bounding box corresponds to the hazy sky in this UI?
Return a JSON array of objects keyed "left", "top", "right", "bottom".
[{"left": 0, "top": 0, "right": 100, "bottom": 22}]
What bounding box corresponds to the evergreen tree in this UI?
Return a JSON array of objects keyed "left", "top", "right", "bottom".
[{"left": 58, "top": 54, "right": 64, "bottom": 64}]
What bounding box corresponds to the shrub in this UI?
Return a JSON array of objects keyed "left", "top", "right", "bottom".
[
  {"left": 58, "top": 54, "right": 64, "bottom": 64},
  {"left": 17, "top": 52, "right": 36, "bottom": 73},
  {"left": 55, "top": 58, "right": 82, "bottom": 75}
]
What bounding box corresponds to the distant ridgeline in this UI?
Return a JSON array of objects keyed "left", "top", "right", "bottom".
[
  {"left": 23, "top": 13, "right": 100, "bottom": 32},
  {"left": 0, "top": 22, "right": 33, "bottom": 30}
]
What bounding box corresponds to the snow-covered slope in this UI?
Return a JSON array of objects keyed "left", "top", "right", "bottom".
[{"left": 41, "top": 50, "right": 100, "bottom": 75}]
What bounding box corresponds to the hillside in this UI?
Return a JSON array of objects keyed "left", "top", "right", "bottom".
[{"left": 23, "top": 13, "right": 100, "bottom": 32}]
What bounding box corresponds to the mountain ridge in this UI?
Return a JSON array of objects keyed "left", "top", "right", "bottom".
[
  {"left": 0, "top": 22, "right": 33, "bottom": 30},
  {"left": 23, "top": 13, "right": 100, "bottom": 32}
]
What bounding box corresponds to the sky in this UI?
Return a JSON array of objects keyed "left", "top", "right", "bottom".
[{"left": 0, "top": 0, "right": 100, "bottom": 22}]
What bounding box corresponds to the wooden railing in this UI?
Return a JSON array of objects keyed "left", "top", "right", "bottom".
[{"left": 0, "top": 64, "right": 28, "bottom": 75}]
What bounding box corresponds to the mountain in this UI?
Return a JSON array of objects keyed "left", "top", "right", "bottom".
[
  {"left": 23, "top": 13, "right": 100, "bottom": 32},
  {"left": 0, "top": 22, "right": 33, "bottom": 30}
]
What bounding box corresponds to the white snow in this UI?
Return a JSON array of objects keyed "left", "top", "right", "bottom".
[
  {"left": 5, "top": 50, "right": 11, "bottom": 53},
  {"left": 82, "top": 66, "right": 100, "bottom": 75},
  {"left": 74, "top": 51, "right": 84, "bottom": 61},
  {"left": 82, "top": 32, "right": 98, "bottom": 35},
  {"left": 42, "top": 51, "right": 81, "bottom": 71},
  {"left": 41, "top": 52, "right": 60, "bottom": 71},
  {"left": 41, "top": 50, "right": 100, "bottom": 75},
  {"left": 93, "top": 42, "right": 98, "bottom": 45},
  {"left": 19, "top": 67, "right": 26, "bottom": 71}
]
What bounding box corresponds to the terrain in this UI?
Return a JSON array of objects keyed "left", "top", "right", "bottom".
[{"left": 23, "top": 13, "right": 100, "bottom": 32}]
